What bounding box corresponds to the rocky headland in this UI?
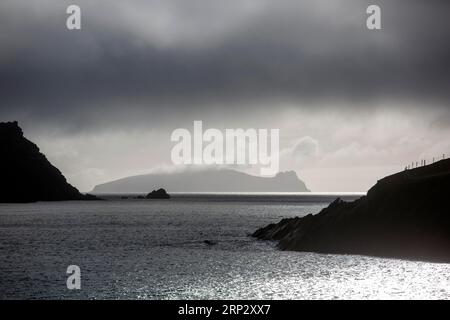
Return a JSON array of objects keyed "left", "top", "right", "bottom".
[
  {"left": 253, "top": 159, "right": 450, "bottom": 262},
  {"left": 0, "top": 121, "right": 100, "bottom": 203}
]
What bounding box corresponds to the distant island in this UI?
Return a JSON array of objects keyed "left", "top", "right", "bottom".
[
  {"left": 253, "top": 159, "right": 450, "bottom": 262},
  {"left": 0, "top": 121, "right": 100, "bottom": 203},
  {"left": 92, "top": 169, "right": 309, "bottom": 194}
]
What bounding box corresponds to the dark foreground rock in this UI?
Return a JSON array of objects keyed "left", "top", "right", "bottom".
[
  {"left": 253, "top": 159, "right": 450, "bottom": 262},
  {"left": 0, "top": 121, "right": 101, "bottom": 203},
  {"left": 146, "top": 188, "right": 171, "bottom": 199}
]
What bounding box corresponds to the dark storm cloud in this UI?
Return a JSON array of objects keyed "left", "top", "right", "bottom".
[{"left": 1, "top": 0, "right": 450, "bottom": 131}]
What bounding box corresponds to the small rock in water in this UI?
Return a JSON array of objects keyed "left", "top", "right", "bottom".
[{"left": 146, "top": 188, "right": 171, "bottom": 199}]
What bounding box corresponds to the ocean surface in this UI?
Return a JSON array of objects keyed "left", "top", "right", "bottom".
[{"left": 1, "top": 193, "right": 449, "bottom": 300}]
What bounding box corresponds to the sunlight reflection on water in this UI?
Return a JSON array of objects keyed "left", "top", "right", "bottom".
[{"left": 0, "top": 195, "right": 449, "bottom": 300}]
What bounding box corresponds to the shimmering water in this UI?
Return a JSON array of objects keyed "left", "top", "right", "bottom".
[{"left": 1, "top": 194, "right": 449, "bottom": 300}]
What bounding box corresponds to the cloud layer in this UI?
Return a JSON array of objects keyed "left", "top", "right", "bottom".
[
  {"left": 1, "top": 0, "right": 450, "bottom": 130},
  {"left": 1, "top": 0, "right": 449, "bottom": 191}
]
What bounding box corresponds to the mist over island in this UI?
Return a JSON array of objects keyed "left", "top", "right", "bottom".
[{"left": 92, "top": 169, "right": 309, "bottom": 194}]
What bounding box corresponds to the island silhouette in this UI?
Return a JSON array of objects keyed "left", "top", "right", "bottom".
[{"left": 92, "top": 169, "right": 309, "bottom": 194}]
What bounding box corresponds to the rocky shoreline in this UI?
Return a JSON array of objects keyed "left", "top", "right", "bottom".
[{"left": 253, "top": 159, "right": 450, "bottom": 262}]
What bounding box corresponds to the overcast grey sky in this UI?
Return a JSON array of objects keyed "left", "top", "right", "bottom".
[{"left": 1, "top": 0, "right": 450, "bottom": 192}]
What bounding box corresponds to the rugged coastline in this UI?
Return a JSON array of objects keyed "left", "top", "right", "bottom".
[{"left": 253, "top": 159, "right": 450, "bottom": 262}]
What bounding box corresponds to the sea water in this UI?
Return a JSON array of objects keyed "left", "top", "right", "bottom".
[{"left": 1, "top": 194, "right": 449, "bottom": 300}]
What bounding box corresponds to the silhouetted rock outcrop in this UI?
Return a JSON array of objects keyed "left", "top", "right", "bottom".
[
  {"left": 146, "top": 188, "right": 171, "bottom": 199},
  {"left": 0, "top": 121, "right": 100, "bottom": 203},
  {"left": 253, "top": 159, "right": 450, "bottom": 262}
]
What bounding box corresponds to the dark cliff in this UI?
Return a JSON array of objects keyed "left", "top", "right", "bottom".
[
  {"left": 0, "top": 121, "right": 99, "bottom": 203},
  {"left": 253, "top": 159, "right": 450, "bottom": 262}
]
